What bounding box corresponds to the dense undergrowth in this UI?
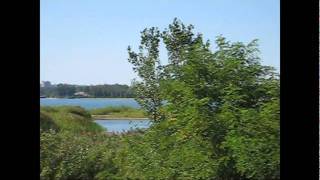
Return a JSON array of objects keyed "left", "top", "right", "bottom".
[{"left": 40, "top": 106, "right": 123, "bottom": 180}]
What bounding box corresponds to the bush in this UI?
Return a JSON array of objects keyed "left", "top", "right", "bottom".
[{"left": 40, "top": 131, "right": 121, "bottom": 180}]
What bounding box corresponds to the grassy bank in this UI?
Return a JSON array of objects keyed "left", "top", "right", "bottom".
[
  {"left": 89, "top": 106, "right": 147, "bottom": 119},
  {"left": 40, "top": 106, "right": 124, "bottom": 179},
  {"left": 40, "top": 106, "right": 104, "bottom": 133}
]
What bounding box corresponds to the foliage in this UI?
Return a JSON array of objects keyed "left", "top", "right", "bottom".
[
  {"left": 128, "top": 27, "right": 164, "bottom": 122},
  {"left": 40, "top": 106, "right": 123, "bottom": 180},
  {"left": 56, "top": 84, "right": 76, "bottom": 97},
  {"left": 40, "top": 130, "right": 121, "bottom": 180},
  {"left": 41, "top": 19, "right": 279, "bottom": 180},
  {"left": 126, "top": 18, "right": 280, "bottom": 179}
]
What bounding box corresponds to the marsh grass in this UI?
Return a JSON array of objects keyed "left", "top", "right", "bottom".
[
  {"left": 89, "top": 106, "right": 147, "bottom": 118},
  {"left": 40, "top": 106, "right": 104, "bottom": 133}
]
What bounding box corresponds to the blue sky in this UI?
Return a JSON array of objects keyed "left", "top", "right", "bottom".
[{"left": 41, "top": 0, "right": 279, "bottom": 85}]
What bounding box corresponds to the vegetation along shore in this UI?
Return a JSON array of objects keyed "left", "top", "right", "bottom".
[
  {"left": 40, "top": 19, "right": 279, "bottom": 180},
  {"left": 40, "top": 82, "right": 134, "bottom": 98},
  {"left": 89, "top": 106, "right": 147, "bottom": 119}
]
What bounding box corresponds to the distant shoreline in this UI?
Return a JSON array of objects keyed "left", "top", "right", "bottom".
[{"left": 40, "top": 97, "right": 135, "bottom": 99}]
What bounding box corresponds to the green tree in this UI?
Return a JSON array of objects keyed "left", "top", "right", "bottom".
[
  {"left": 128, "top": 27, "right": 164, "bottom": 122},
  {"left": 56, "top": 84, "right": 76, "bottom": 97},
  {"left": 125, "top": 18, "right": 279, "bottom": 179},
  {"left": 40, "top": 19, "right": 280, "bottom": 180}
]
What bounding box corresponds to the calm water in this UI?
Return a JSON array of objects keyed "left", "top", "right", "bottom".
[
  {"left": 40, "top": 98, "right": 149, "bottom": 132},
  {"left": 95, "top": 120, "right": 151, "bottom": 132},
  {"left": 40, "top": 98, "right": 140, "bottom": 109}
]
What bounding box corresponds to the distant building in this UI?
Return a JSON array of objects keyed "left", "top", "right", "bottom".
[{"left": 74, "top": 91, "right": 90, "bottom": 97}]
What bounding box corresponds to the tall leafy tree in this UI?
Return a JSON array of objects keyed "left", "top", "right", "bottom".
[
  {"left": 161, "top": 18, "right": 209, "bottom": 79},
  {"left": 125, "top": 18, "right": 279, "bottom": 179},
  {"left": 128, "top": 27, "right": 164, "bottom": 122}
]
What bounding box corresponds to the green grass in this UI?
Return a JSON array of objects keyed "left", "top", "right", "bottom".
[
  {"left": 89, "top": 106, "right": 147, "bottom": 119},
  {"left": 40, "top": 106, "right": 104, "bottom": 133},
  {"left": 40, "top": 111, "right": 60, "bottom": 131}
]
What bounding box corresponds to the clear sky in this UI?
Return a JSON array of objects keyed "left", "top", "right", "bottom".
[{"left": 41, "top": 0, "right": 279, "bottom": 85}]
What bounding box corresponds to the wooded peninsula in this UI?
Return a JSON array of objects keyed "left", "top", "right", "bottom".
[{"left": 40, "top": 82, "right": 134, "bottom": 98}]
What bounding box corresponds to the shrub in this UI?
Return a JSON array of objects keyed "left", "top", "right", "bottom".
[{"left": 40, "top": 131, "right": 121, "bottom": 180}]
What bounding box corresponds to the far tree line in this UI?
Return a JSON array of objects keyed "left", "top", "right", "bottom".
[{"left": 40, "top": 82, "right": 134, "bottom": 98}]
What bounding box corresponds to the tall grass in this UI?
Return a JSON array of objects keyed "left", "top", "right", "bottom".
[
  {"left": 40, "top": 106, "right": 126, "bottom": 179},
  {"left": 40, "top": 106, "right": 104, "bottom": 133},
  {"left": 40, "top": 111, "right": 60, "bottom": 131},
  {"left": 89, "top": 106, "right": 147, "bottom": 118}
]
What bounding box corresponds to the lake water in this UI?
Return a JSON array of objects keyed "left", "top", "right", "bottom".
[
  {"left": 40, "top": 98, "right": 150, "bottom": 132},
  {"left": 94, "top": 120, "right": 151, "bottom": 132},
  {"left": 40, "top": 98, "right": 140, "bottom": 109}
]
